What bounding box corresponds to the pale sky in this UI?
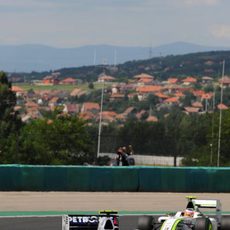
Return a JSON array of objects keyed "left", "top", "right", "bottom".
[{"left": 0, "top": 0, "right": 230, "bottom": 48}]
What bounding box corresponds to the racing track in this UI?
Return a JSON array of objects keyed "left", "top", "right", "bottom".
[
  {"left": 0, "top": 215, "right": 143, "bottom": 230},
  {"left": 0, "top": 192, "right": 230, "bottom": 229}
]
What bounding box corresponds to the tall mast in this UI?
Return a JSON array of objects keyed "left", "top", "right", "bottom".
[
  {"left": 97, "top": 81, "right": 105, "bottom": 158},
  {"left": 217, "top": 60, "right": 225, "bottom": 167}
]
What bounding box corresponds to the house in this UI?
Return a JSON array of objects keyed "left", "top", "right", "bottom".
[
  {"left": 79, "top": 111, "right": 95, "bottom": 121},
  {"left": 100, "top": 111, "right": 118, "bottom": 123},
  {"left": 217, "top": 103, "right": 228, "bottom": 110},
  {"left": 97, "top": 74, "right": 115, "bottom": 82},
  {"left": 155, "top": 92, "right": 169, "bottom": 99},
  {"left": 60, "top": 77, "right": 77, "bottom": 85},
  {"left": 117, "top": 107, "right": 136, "bottom": 120},
  {"left": 146, "top": 115, "right": 158, "bottom": 122},
  {"left": 192, "top": 101, "right": 203, "bottom": 108},
  {"left": 63, "top": 104, "right": 80, "bottom": 114},
  {"left": 136, "top": 110, "right": 148, "bottom": 120},
  {"left": 167, "top": 78, "right": 178, "bottom": 84},
  {"left": 193, "top": 90, "right": 206, "bottom": 98},
  {"left": 42, "top": 75, "right": 59, "bottom": 85},
  {"left": 182, "top": 77, "right": 197, "bottom": 85},
  {"left": 201, "top": 93, "right": 213, "bottom": 100},
  {"left": 134, "top": 73, "right": 154, "bottom": 81},
  {"left": 48, "top": 97, "right": 61, "bottom": 110},
  {"left": 184, "top": 107, "right": 201, "bottom": 114},
  {"left": 219, "top": 76, "right": 230, "bottom": 87},
  {"left": 136, "top": 85, "right": 162, "bottom": 94},
  {"left": 137, "top": 78, "right": 153, "bottom": 84},
  {"left": 202, "top": 76, "right": 213, "bottom": 84},
  {"left": 11, "top": 86, "right": 24, "bottom": 97},
  {"left": 109, "top": 93, "right": 125, "bottom": 101},
  {"left": 81, "top": 102, "right": 100, "bottom": 113},
  {"left": 163, "top": 97, "right": 180, "bottom": 105}
]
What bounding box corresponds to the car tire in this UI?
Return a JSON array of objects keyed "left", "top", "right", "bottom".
[
  {"left": 137, "top": 216, "right": 154, "bottom": 230},
  {"left": 221, "top": 216, "right": 230, "bottom": 230},
  {"left": 194, "top": 217, "right": 211, "bottom": 230}
]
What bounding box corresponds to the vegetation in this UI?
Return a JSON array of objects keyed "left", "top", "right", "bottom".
[
  {"left": 12, "top": 50, "right": 230, "bottom": 83},
  {"left": 3, "top": 49, "right": 230, "bottom": 167}
]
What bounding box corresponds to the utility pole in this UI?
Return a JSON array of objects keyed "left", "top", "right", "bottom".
[
  {"left": 97, "top": 82, "right": 105, "bottom": 158},
  {"left": 217, "top": 60, "right": 225, "bottom": 167}
]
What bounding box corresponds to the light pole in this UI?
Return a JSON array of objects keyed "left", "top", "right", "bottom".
[
  {"left": 97, "top": 81, "right": 105, "bottom": 158},
  {"left": 217, "top": 60, "right": 225, "bottom": 167}
]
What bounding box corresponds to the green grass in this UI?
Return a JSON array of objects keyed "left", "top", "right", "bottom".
[
  {"left": 1, "top": 210, "right": 230, "bottom": 217},
  {"left": 13, "top": 82, "right": 114, "bottom": 92}
]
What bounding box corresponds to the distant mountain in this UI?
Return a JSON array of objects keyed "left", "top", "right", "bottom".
[{"left": 0, "top": 42, "right": 229, "bottom": 72}]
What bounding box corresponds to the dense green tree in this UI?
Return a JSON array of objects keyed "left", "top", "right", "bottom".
[
  {"left": 117, "top": 119, "right": 166, "bottom": 155},
  {"left": 0, "top": 72, "right": 23, "bottom": 162},
  {"left": 15, "top": 116, "right": 94, "bottom": 165}
]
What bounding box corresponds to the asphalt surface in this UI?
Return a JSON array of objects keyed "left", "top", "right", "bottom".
[
  {"left": 0, "top": 215, "right": 140, "bottom": 230},
  {"left": 0, "top": 192, "right": 230, "bottom": 229}
]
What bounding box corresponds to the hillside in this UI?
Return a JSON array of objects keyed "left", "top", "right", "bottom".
[{"left": 16, "top": 50, "right": 230, "bottom": 83}]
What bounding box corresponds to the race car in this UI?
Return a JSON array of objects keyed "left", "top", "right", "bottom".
[
  {"left": 62, "top": 210, "right": 119, "bottom": 230},
  {"left": 137, "top": 196, "right": 230, "bottom": 230}
]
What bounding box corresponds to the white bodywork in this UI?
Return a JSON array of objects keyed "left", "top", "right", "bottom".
[
  {"left": 97, "top": 216, "right": 118, "bottom": 230},
  {"left": 157, "top": 198, "right": 221, "bottom": 230},
  {"left": 62, "top": 214, "right": 118, "bottom": 230}
]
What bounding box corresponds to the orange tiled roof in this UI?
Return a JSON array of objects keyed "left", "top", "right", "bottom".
[
  {"left": 134, "top": 73, "right": 154, "bottom": 79},
  {"left": 61, "top": 77, "right": 77, "bottom": 83},
  {"left": 184, "top": 107, "right": 200, "bottom": 113},
  {"left": 193, "top": 90, "right": 205, "bottom": 97},
  {"left": 136, "top": 85, "right": 162, "bottom": 93},
  {"left": 163, "top": 97, "right": 179, "bottom": 103},
  {"left": 79, "top": 112, "right": 95, "bottom": 120},
  {"left": 167, "top": 78, "right": 178, "bottom": 84},
  {"left": 154, "top": 92, "right": 169, "bottom": 99},
  {"left": 123, "top": 107, "right": 135, "bottom": 115},
  {"left": 82, "top": 102, "right": 100, "bottom": 111},
  {"left": 146, "top": 115, "right": 158, "bottom": 122},
  {"left": 219, "top": 76, "right": 230, "bottom": 84},
  {"left": 192, "top": 102, "right": 203, "bottom": 108},
  {"left": 116, "top": 114, "right": 126, "bottom": 120},
  {"left": 136, "top": 110, "right": 147, "bottom": 119},
  {"left": 217, "top": 103, "right": 228, "bottom": 110},
  {"left": 138, "top": 78, "right": 153, "bottom": 83},
  {"left": 101, "top": 111, "right": 117, "bottom": 117},
  {"left": 98, "top": 75, "right": 115, "bottom": 81},
  {"left": 11, "top": 86, "right": 24, "bottom": 92},
  {"left": 202, "top": 93, "right": 213, "bottom": 100},
  {"left": 182, "top": 77, "right": 197, "bottom": 83}
]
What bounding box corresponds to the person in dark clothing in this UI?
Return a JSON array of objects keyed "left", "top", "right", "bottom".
[
  {"left": 121, "top": 147, "right": 129, "bottom": 166},
  {"left": 116, "top": 147, "right": 122, "bottom": 166}
]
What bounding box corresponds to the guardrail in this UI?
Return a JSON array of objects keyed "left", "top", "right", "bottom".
[{"left": 0, "top": 165, "right": 229, "bottom": 192}]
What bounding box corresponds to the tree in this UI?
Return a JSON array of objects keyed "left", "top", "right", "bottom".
[
  {"left": 16, "top": 116, "right": 94, "bottom": 165},
  {"left": 0, "top": 72, "right": 23, "bottom": 162},
  {"left": 88, "top": 82, "right": 94, "bottom": 90}
]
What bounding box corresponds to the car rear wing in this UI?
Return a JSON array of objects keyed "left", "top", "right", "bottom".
[
  {"left": 192, "top": 199, "right": 221, "bottom": 210},
  {"left": 186, "top": 197, "right": 222, "bottom": 227}
]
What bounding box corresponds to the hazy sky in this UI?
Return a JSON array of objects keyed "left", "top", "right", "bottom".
[{"left": 0, "top": 0, "right": 230, "bottom": 48}]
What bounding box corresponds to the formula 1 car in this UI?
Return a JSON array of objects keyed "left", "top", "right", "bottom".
[
  {"left": 137, "top": 196, "right": 230, "bottom": 230},
  {"left": 62, "top": 210, "right": 119, "bottom": 230}
]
